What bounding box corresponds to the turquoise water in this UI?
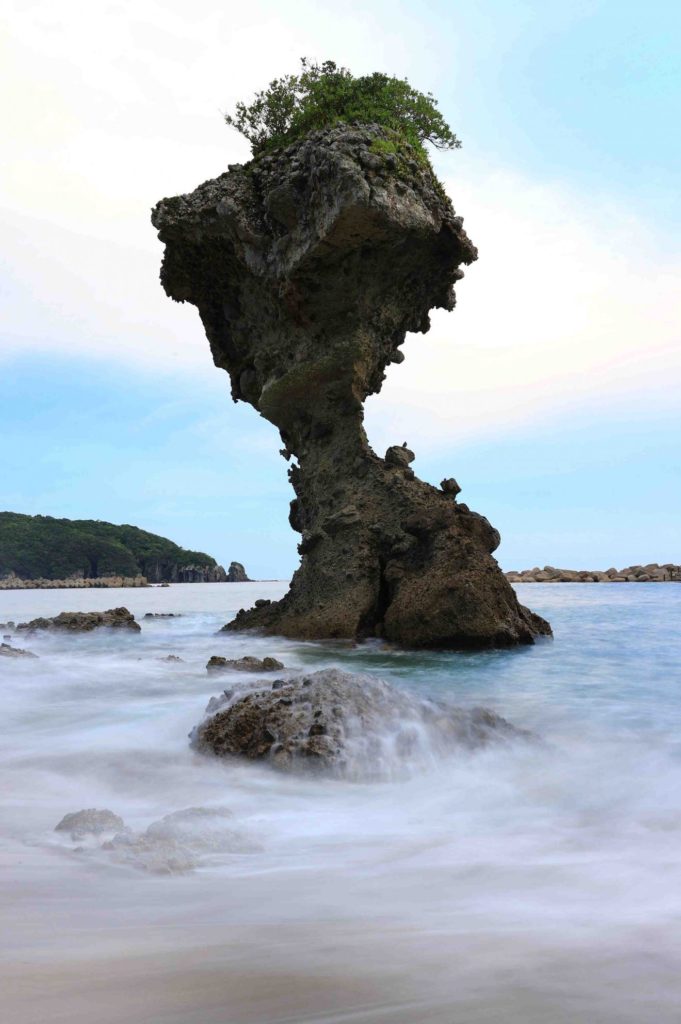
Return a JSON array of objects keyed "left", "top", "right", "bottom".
[{"left": 1, "top": 582, "right": 680, "bottom": 1023}]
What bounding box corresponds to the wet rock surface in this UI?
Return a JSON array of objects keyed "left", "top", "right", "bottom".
[
  {"left": 194, "top": 667, "right": 527, "bottom": 781},
  {"left": 17, "top": 607, "right": 141, "bottom": 633},
  {"left": 207, "top": 654, "right": 285, "bottom": 673},
  {"left": 153, "top": 123, "right": 549, "bottom": 648}
]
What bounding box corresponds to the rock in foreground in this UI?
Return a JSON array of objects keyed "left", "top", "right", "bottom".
[
  {"left": 194, "top": 668, "right": 526, "bottom": 781},
  {"left": 17, "top": 607, "right": 141, "bottom": 633},
  {"left": 153, "top": 123, "right": 549, "bottom": 649}
]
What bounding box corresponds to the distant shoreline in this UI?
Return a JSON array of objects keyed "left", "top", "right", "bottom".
[{"left": 0, "top": 576, "right": 274, "bottom": 591}]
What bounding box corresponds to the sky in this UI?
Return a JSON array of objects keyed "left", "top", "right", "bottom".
[{"left": 1, "top": 0, "right": 680, "bottom": 577}]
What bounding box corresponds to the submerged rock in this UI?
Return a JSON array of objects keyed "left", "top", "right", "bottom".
[
  {"left": 193, "top": 668, "right": 526, "bottom": 781},
  {"left": 153, "top": 123, "right": 550, "bottom": 650},
  {"left": 0, "top": 642, "right": 37, "bottom": 659},
  {"left": 17, "top": 607, "right": 141, "bottom": 633},
  {"left": 206, "top": 655, "right": 284, "bottom": 673},
  {"left": 159, "top": 654, "right": 184, "bottom": 663},
  {"left": 55, "top": 808, "right": 126, "bottom": 839},
  {"left": 102, "top": 807, "right": 259, "bottom": 873}
]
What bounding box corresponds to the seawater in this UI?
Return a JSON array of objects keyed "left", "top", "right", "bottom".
[{"left": 2, "top": 582, "right": 681, "bottom": 1024}]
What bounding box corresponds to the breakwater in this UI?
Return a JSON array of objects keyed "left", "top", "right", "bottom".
[{"left": 506, "top": 563, "right": 680, "bottom": 583}]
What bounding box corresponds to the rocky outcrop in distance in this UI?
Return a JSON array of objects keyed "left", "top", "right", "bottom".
[
  {"left": 17, "top": 607, "right": 141, "bottom": 633},
  {"left": 153, "top": 123, "right": 549, "bottom": 649},
  {"left": 507, "top": 563, "right": 681, "bottom": 583},
  {"left": 194, "top": 668, "right": 527, "bottom": 780},
  {"left": 226, "top": 561, "right": 250, "bottom": 582}
]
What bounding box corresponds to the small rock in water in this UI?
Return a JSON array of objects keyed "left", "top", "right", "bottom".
[
  {"left": 96, "top": 807, "right": 260, "bottom": 874},
  {"left": 159, "top": 654, "right": 184, "bottom": 663},
  {"left": 101, "top": 832, "right": 197, "bottom": 875},
  {"left": 55, "top": 808, "right": 126, "bottom": 839},
  {"left": 145, "top": 806, "right": 259, "bottom": 854},
  {"left": 0, "top": 642, "right": 38, "bottom": 659},
  {"left": 206, "top": 655, "right": 284, "bottom": 673},
  {"left": 17, "top": 607, "right": 141, "bottom": 633}
]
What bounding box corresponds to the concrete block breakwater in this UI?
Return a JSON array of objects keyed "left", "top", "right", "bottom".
[
  {"left": 0, "top": 575, "right": 149, "bottom": 590},
  {"left": 506, "top": 564, "right": 681, "bottom": 583}
]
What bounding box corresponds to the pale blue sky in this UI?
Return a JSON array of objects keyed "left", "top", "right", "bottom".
[{"left": 2, "top": 0, "right": 679, "bottom": 577}]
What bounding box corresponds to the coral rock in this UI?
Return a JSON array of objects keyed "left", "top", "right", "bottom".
[{"left": 153, "top": 124, "right": 550, "bottom": 648}]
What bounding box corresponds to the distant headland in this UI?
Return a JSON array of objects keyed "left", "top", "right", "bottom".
[{"left": 0, "top": 512, "right": 250, "bottom": 588}]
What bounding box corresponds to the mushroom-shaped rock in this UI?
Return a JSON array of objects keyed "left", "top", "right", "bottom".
[{"left": 153, "top": 124, "right": 550, "bottom": 649}]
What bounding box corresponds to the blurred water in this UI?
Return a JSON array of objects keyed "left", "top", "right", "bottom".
[{"left": 2, "top": 582, "right": 680, "bottom": 1023}]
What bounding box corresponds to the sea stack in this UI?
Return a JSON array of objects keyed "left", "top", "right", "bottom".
[{"left": 152, "top": 124, "right": 550, "bottom": 647}]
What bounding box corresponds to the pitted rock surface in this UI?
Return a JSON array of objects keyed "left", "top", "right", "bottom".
[
  {"left": 153, "top": 124, "right": 550, "bottom": 648},
  {"left": 193, "top": 668, "right": 527, "bottom": 780}
]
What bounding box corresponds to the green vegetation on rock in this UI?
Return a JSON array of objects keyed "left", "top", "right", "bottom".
[
  {"left": 225, "top": 59, "right": 461, "bottom": 163},
  {"left": 0, "top": 512, "right": 220, "bottom": 582}
]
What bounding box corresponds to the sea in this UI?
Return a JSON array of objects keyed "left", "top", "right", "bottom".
[{"left": 2, "top": 581, "right": 680, "bottom": 1024}]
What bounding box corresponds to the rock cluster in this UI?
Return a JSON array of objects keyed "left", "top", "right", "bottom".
[
  {"left": 0, "top": 575, "right": 148, "bottom": 590},
  {"left": 194, "top": 667, "right": 527, "bottom": 780},
  {"left": 54, "top": 806, "right": 256, "bottom": 873},
  {"left": 506, "top": 563, "right": 681, "bottom": 583},
  {"left": 153, "top": 123, "right": 549, "bottom": 649},
  {"left": 17, "top": 607, "right": 141, "bottom": 633},
  {"left": 206, "top": 655, "right": 285, "bottom": 673}
]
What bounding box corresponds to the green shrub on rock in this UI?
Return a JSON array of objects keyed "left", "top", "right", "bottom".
[{"left": 225, "top": 59, "right": 461, "bottom": 164}]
